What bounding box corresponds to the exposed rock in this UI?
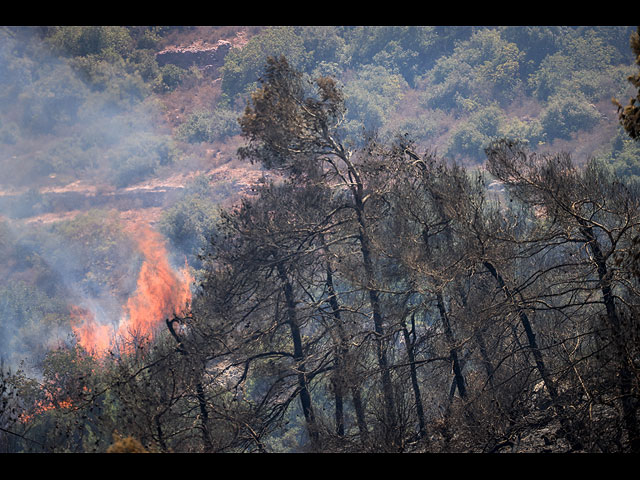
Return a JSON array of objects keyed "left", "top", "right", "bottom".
[{"left": 156, "top": 40, "right": 232, "bottom": 76}]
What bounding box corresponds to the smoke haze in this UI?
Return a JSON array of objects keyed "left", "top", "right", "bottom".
[{"left": 0, "top": 27, "right": 190, "bottom": 373}]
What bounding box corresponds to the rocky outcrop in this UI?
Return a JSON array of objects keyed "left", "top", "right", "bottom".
[{"left": 156, "top": 40, "right": 232, "bottom": 76}]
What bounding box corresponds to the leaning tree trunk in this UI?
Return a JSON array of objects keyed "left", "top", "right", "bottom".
[
  {"left": 483, "top": 260, "right": 584, "bottom": 452},
  {"left": 579, "top": 223, "right": 640, "bottom": 453},
  {"left": 349, "top": 173, "right": 398, "bottom": 450},
  {"left": 277, "top": 262, "right": 319, "bottom": 447},
  {"left": 401, "top": 312, "right": 426, "bottom": 439},
  {"left": 321, "top": 235, "right": 370, "bottom": 445},
  {"left": 420, "top": 227, "right": 469, "bottom": 407},
  {"left": 166, "top": 317, "right": 213, "bottom": 452}
]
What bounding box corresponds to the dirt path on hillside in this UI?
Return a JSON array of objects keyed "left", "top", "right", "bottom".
[{"left": 1, "top": 160, "right": 264, "bottom": 227}]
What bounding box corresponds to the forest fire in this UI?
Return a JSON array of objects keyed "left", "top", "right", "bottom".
[
  {"left": 19, "top": 391, "right": 74, "bottom": 424},
  {"left": 71, "top": 224, "right": 193, "bottom": 357}
]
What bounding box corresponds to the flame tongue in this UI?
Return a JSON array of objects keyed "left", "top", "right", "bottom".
[
  {"left": 70, "top": 305, "right": 114, "bottom": 354},
  {"left": 71, "top": 224, "right": 192, "bottom": 356},
  {"left": 117, "top": 225, "right": 193, "bottom": 350}
]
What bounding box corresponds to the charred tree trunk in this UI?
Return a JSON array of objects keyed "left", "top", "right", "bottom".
[
  {"left": 325, "top": 262, "right": 346, "bottom": 438},
  {"left": 401, "top": 312, "right": 426, "bottom": 439},
  {"left": 324, "top": 256, "right": 370, "bottom": 444},
  {"left": 154, "top": 413, "right": 167, "bottom": 452},
  {"left": 166, "top": 317, "right": 213, "bottom": 452},
  {"left": 351, "top": 179, "right": 398, "bottom": 449},
  {"left": 277, "top": 262, "right": 319, "bottom": 447},
  {"left": 421, "top": 227, "right": 468, "bottom": 403},
  {"left": 483, "top": 260, "right": 584, "bottom": 451},
  {"left": 579, "top": 223, "right": 640, "bottom": 453},
  {"left": 436, "top": 291, "right": 467, "bottom": 400}
]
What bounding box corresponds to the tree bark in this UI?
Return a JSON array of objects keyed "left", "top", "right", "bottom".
[
  {"left": 166, "top": 318, "right": 213, "bottom": 452},
  {"left": 323, "top": 254, "right": 370, "bottom": 445},
  {"left": 436, "top": 292, "right": 467, "bottom": 400},
  {"left": 277, "top": 262, "right": 319, "bottom": 446},
  {"left": 483, "top": 260, "right": 584, "bottom": 451},
  {"left": 348, "top": 167, "right": 398, "bottom": 449},
  {"left": 401, "top": 313, "right": 426, "bottom": 439},
  {"left": 579, "top": 223, "right": 640, "bottom": 453}
]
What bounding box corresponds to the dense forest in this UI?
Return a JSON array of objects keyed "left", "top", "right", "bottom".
[{"left": 1, "top": 25, "right": 640, "bottom": 453}]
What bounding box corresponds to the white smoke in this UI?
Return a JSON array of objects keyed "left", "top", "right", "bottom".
[{"left": 0, "top": 27, "right": 175, "bottom": 373}]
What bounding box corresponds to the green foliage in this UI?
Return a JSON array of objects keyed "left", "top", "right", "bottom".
[
  {"left": 614, "top": 27, "right": 640, "bottom": 140},
  {"left": 45, "top": 26, "right": 134, "bottom": 58},
  {"left": 46, "top": 27, "right": 155, "bottom": 104},
  {"left": 295, "top": 26, "right": 346, "bottom": 71},
  {"left": 175, "top": 107, "right": 240, "bottom": 143},
  {"left": 342, "top": 26, "right": 471, "bottom": 86},
  {"left": 16, "top": 61, "right": 88, "bottom": 134},
  {"left": 106, "top": 132, "right": 177, "bottom": 187},
  {"left": 594, "top": 127, "right": 640, "bottom": 187},
  {"left": 539, "top": 92, "right": 602, "bottom": 140},
  {"left": 238, "top": 56, "right": 345, "bottom": 172},
  {"left": 445, "top": 105, "right": 505, "bottom": 160},
  {"left": 219, "top": 25, "right": 472, "bottom": 102},
  {"left": 474, "top": 33, "right": 524, "bottom": 93},
  {"left": 499, "top": 26, "right": 568, "bottom": 68},
  {"left": 422, "top": 29, "right": 525, "bottom": 110},
  {"left": 126, "top": 48, "right": 161, "bottom": 83},
  {"left": 528, "top": 30, "right": 624, "bottom": 102},
  {"left": 564, "top": 29, "right": 624, "bottom": 71},
  {"left": 498, "top": 116, "right": 545, "bottom": 147},
  {"left": 156, "top": 63, "right": 188, "bottom": 92},
  {"left": 343, "top": 64, "right": 408, "bottom": 139},
  {"left": 158, "top": 175, "right": 221, "bottom": 265},
  {"left": 384, "top": 109, "right": 449, "bottom": 143},
  {"left": 221, "top": 26, "right": 308, "bottom": 99}
]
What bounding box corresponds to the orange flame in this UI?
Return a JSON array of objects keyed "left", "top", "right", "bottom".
[
  {"left": 19, "top": 389, "right": 74, "bottom": 423},
  {"left": 70, "top": 305, "right": 114, "bottom": 355},
  {"left": 71, "top": 224, "right": 193, "bottom": 357}
]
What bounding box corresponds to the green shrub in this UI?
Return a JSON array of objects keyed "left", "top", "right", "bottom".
[
  {"left": 175, "top": 108, "right": 240, "bottom": 143},
  {"left": 157, "top": 64, "right": 188, "bottom": 92},
  {"left": 107, "top": 133, "right": 177, "bottom": 187},
  {"left": 46, "top": 26, "right": 134, "bottom": 58},
  {"left": 446, "top": 105, "right": 505, "bottom": 160},
  {"left": 594, "top": 129, "right": 640, "bottom": 187},
  {"left": 343, "top": 64, "right": 408, "bottom": 139},
  {"left": 158, "top": 175, "right": 222, "bottom": 265},
  {"left": 221, "top": 26, "right": 307, "bottom": 99},
  {"left": 422, "top": 29, "right": 524, "bottom": 110},
  {"left": 539, "top": 93, "right": 602, "bottom": 140}
]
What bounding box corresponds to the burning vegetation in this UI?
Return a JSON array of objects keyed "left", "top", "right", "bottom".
[
  {"left": 71, "top": 224, "right": 193, "bottom": 357},
  {"left": 2, "top": 26, "right": 640, "bottom": 454}
]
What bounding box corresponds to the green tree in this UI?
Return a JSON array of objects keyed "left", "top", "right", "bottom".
[
  {"left": 220, "top": 27, "right": 307, "bottom": 100},
  {"left": 614, "top": 27, "right": 640, "bottom": 140},
  {"left": 422, "top": 29, "right": 524, "bottom": 110},
  {"left": 343, "top": 64, "right": 409, "bottom": 139},
  {"left": 539, "top": 92, "right": 602, "bottom": 140},
  {"left": 175, "top": 107, "right": 240, "bottom": 144},
  {"left": 445, "top": 105, "right": 505, "bottom": 161},
  {"left": 45, "top": 26, "right": 134, "bottom": 58}
]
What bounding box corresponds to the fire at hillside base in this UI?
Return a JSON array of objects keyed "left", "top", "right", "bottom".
[{"left": 69, "top": 224, "right": 194, "bottom": 357}]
